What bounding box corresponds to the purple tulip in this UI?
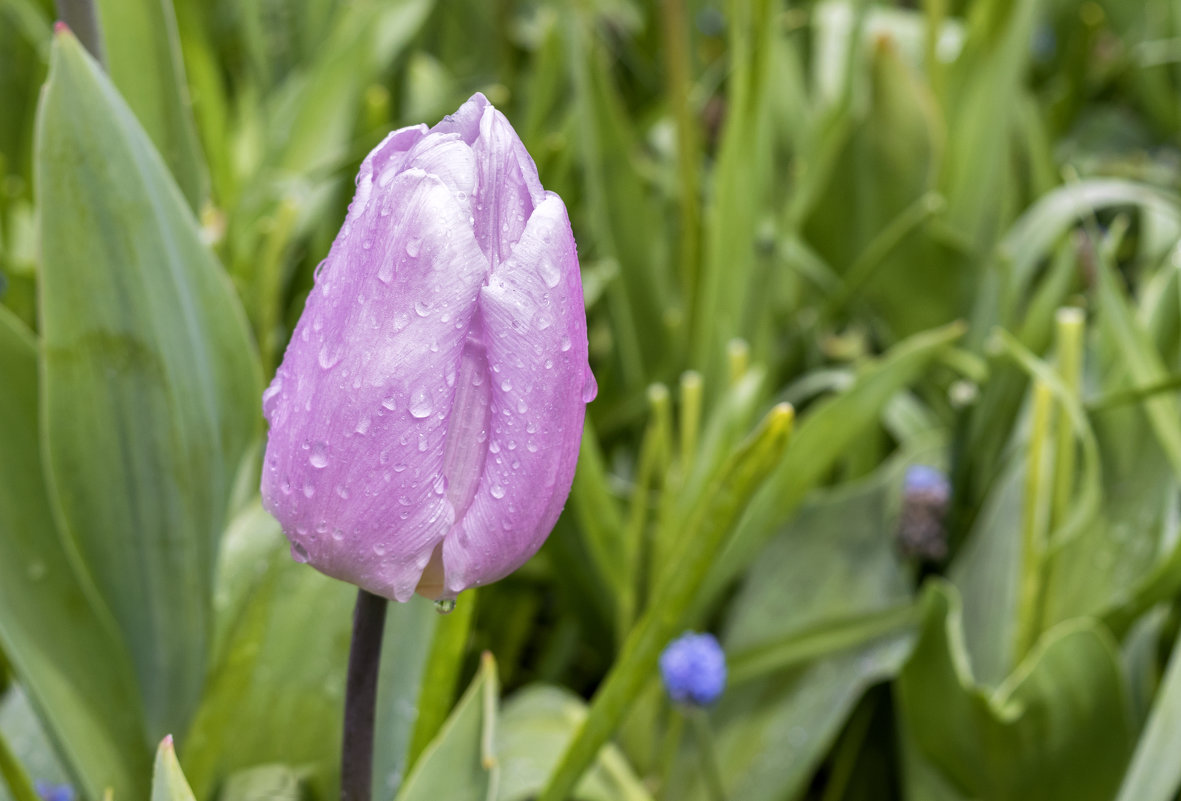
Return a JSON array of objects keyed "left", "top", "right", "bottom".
[{"left": 260, "top": 93, "right": 596, "bottom": 602}]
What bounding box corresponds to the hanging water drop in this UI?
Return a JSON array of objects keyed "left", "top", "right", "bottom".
[{"left": 434, "top": 598, "right": 456, "bottom": 615}]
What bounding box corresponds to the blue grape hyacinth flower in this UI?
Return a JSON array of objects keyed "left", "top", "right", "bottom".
[
  {"left": 660, "top": 631, "right": 727, "bottom": 706},
  {"left": 35, "top": 782, "right": 74, "bottom": 801},
  {"left": 897, "top": 464, "right": 951, "bottom": 561}
]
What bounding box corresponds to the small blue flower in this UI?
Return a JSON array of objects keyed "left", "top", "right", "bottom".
[
  {"left": 660, "top": 631, "right": 727, "bottom": 706},
  {"left": 35, "top": 781, "right": 75, "bottom": 801},
  {"left": 898, "top": 465, "right": 951, "bottom": 561},
  {"left": 904, "top": 465, "right": 950, "bottom": 500}
]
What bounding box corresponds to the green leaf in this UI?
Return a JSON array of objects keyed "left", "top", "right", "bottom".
[
  {"left": 182, "top": 549, "right": 355, "bottom": 800},
  {"left": 705, "top": 321, "right": 965, "bottom": 607},
  {"left": 150, "top": 737, "right": 197, "bottom": 801},
  {"left": 896, "top": 583, "right": 1132, "bottom": 801},
  {"left": 537, "top": 404, "right": 795, "bottom": 801},
  {"left": 689, "top": 456, "right": 918, "bottom": 801},
  {"left": 95, "top": 0, "right": 209, "bottom": 209},
  {"left": 396, "top": 652, "right": 500, "bottom": 801},
  {"left": 497, "top": 686, "right": 651, "bottom": 801},
  {"left": 1115, "top": 630, "right": 1181, "bottom": 801},
  {"left": 0, "top": 726, "right": 39, "bottom": 801},
  {"left": 406, "top": 593, "right": 479, "bottom": 772},
  {"left": 36, "top": 31, "right": 261, "bottom": 739},
  {"left": 0, "top": 305, "right": 150, "bottom": 800},
  {"left": 373, "top": 600, "right": 442, "bottom": 800}
]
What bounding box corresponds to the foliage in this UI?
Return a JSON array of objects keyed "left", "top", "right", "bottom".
[{"left": 3, "top": 0, "right": 1181, "bottom": 799}]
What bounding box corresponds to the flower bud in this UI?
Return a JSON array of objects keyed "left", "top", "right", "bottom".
[
  {"left": 260, "top": 93, "right": 596, "bottom": 602},
  {"left": 660, "top": 632, "right": 727, "bottom": 706},
  {"left": 896, "top": 465, "right": 951, "bottom": 562}
]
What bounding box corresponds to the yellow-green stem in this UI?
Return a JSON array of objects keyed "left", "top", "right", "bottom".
[
  {"left": 1015, "top": 381, "right": 1054, "bottom": 660},
  {"left": 1051, "top": 308, "right": 1085, "bottom": 530}
]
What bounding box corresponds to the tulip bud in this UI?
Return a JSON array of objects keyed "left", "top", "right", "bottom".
[{"left": 260, "top": 93, "right": 596, "bottom": 602}]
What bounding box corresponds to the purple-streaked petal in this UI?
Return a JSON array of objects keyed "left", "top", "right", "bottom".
[{"left": 440, "top": 192, "right": 592, "bottom": 595}]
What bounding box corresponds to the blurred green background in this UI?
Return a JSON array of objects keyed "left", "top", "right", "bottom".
[{"left": 3, "top": 0, "right": 1181, "bottom": 800}]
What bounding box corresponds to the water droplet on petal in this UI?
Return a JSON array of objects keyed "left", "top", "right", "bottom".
[
  {"left": 501, "top": 379, "right": 513, "bottom": 392},
  {"left": 303, "top": 482, "right": 316, "bottom": 498},
  {"left": 373, "top": 543, "right": 387, "bottom": 556},
  {"left": 414, "top": 300, "right": 432, "bottom": 317},
  {"left": 381, "top": 394, "right": 398, "bottom": 411},
  {"left": 406, "top": 237, "right": 422, "bottom": 257},
  {"left": 309, "top": 443, "right": 329, "bottom": 469},
  {"left": 435, "top": 598, "right": 456, "bottom": 615},
  {"left": 336, "top": 485, "right": 350, "bottom": 499},
  {"left": 291, "top": 543, "right": 310, "bottom": 563},
  {"left": 409, "top": 389, "right": 433, "bottom": 418},
  {"left": 560, "top": 335, "right": 572, "bottom": 352},
  {"left": 516, "top": 399, "right": 528, "bottom": 414},
  {"left": 538, "top": 257, "right": 562, "bottom": 288},
  {"left": 490, "top": 484, "right": 506, "bottom": 499},
  {"left": 319, "top": 343, "right": 343, "bottom": 370},
  {"left": 581, "top": 370, "right": 599, "bottom": 402}
]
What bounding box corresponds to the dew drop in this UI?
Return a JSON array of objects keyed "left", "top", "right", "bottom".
[
  {"left": 381, "top": 394, "right": 398, "bottom": 411},
  {"left": 406, "top": 237, "right": 423, "bottom": 257},
  {"left": 303, "top": 482, "right": 316, "bottom": 498},
  {"left": 319, "top": 343, "right": 343, "bottom": 370},
  {"left": 435, "top": 598, "right": 456, "bottom": 615},
  {"left": 489, "top": 441, "right": 501, "bottom": 454},
  {"left": 291, "top": 543, "right": 310, "bottom": 563},
  {"left": 581, "top": 370, "right": 599, "bottom": 403},
  {"left": 373, "top": 543, "right": 387, "bottom": 556},
  {"left": 309, "top": 443, "right": 329, "bottom": 469},
  {"left": 501, "top": 378, "right": 513, "bottom": 392},
  {"left": 280, "top": 480, "right": 293, "bottom": 495},
  {"left": 336, "top": 485, "right": 350, "bottom": 499},
  {"left": 332, "top": 528, "right": 345, "bottom": 541},
  {"left": 393, "top": 462, "right": 408, "bottom": 473},
  {"left": 409, "top": 389, "right": 433, "bottom": 418},
  {"left": 490, "top": 484, "right": 506, "bottom": 499},
  {"left": 414, "top": 300, "right": 432, "bottom": 317},
  {"left": 516, "top": 399, "right": 528, "bottom": 414},
  {"left": 560, "top": 335, "right": 572, "bottom": 352},
  {"left": 538, "top": 257, "right": 562, "bottom": 288},
  {"left": 526, "top": 440, "right": 538, "bottom": 453}
]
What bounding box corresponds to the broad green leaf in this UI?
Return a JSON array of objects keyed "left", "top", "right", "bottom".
[
  {"left": 896, "top": 583, "right": 1132, "bottom": 801},
  {"left": 1115, "top": 629, "right": 1181, "bottom": 801},
  {"left": 537, "top": 405, "right": 794, "bottom": 801},
  {"left": 0, "top": 686, "right": 68, "bottom": 801},
  {"left": 674, "top": 457, "right": 919, "bottom": 801},
  {"left": 396, "top": 652, "right": 499, "bottom": 801},
  {"left": 666, "top": 635, "right": 912, "bottom": 801},
  {"left": 0, "top": 725, "right": 38, "bottom": 801},
  {"left": 497, "top": 686, "right": 651, "bottom": 801},
  {"left": 373, "top": 600, "right": 442, "bottom": 800},
  {"left": 406, "top": 593, "right": 479, "bottom": 771},
  {"left": 182, "top": 548, "right": 355, "bottom": 801},
  {"left": 150, "top": 737, "right": 197, "bottom": 801},
  {"left": 36, "top": 31, "right": 261, "bottom": 739},
  {"left": 219, "top": 765, "right": 305, "bottom": 801},
  {"left": 0, "top": 305, "right": 150, "bottom": 800},
  {"left": 95, "top": 0, "right": 209, "bottom": 209}
]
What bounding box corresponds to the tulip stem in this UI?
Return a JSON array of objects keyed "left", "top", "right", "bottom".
[{"left": 341, "top": 589, "right": 387, "bottom": 801}]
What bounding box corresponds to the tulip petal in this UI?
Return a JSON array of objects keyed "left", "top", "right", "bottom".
[
  {"left": 441, "top": 192, "right": 593, "bottom": 595},
  {"left": 262, "top": 161, "right": 486, "bottom": 601},
  {"left": 471, "top": 104, "right": 547, "bottom": 268}
]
